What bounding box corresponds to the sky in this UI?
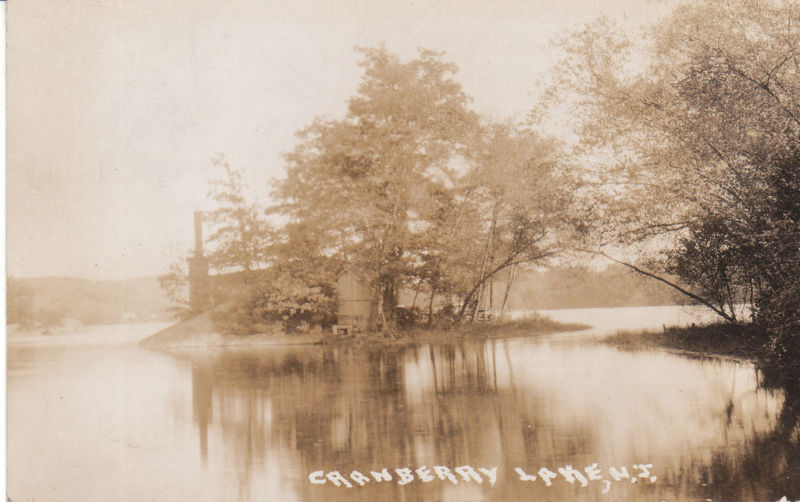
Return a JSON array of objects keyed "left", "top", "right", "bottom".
[{"left": 7, "top": 0, "right": 673, "bottom": 280}]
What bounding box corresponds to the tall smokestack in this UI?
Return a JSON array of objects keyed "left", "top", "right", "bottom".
[
  {"left": 189, "top": 210, "right": 210, "bottom": 313},
  {"left": 194, "top": 211, "right": 204, "bottom": 257}
]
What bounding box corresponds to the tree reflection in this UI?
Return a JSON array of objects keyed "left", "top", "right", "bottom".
[
  {"left": 694, "top": 371, "right": 800, "bottom": 501},
  {"left": 179, "top": 341, "right": 797, "bottom": 502},
  {"left": 184, "top": 341, "right": 579, "bottom": 501}
]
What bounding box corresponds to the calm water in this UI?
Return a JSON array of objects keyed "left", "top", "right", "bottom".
[{"left": 8, "top": 308, "right": 800, "bottom": 502}]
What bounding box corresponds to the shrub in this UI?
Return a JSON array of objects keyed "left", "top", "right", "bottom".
[{"left": 212, "top": 267, "right": 336, "bottom": 335}]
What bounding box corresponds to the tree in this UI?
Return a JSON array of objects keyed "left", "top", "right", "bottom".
[
  {"left": 276, "top": 47, "right": 480, "bottom": 328},
  {"left": 157, "top": 261, "right": 192, "bottom": 320},
  {"left": 448, "top": 123, "right": 573, "bottom": 321},
  {"left": 206, "top": 155, "right": 272, "bottom": 278},
  {"left": 557, "top": 0, "right": 800, "bottom": 370},
  {"left": 404, "top": 124, "right": 572, "bottom": 319},
  {"left": 277, "top": 48, "right": 577, "bottom": 330},
  {"left": 158, "top": 156, "right": 273, "bottom": 317},
  {"left": 211, "top": 260, "right": 337, "bottom": 335}
]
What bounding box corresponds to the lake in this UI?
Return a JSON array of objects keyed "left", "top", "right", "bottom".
[{"left": 7, "top": 307, "right": 799, "bottom": 502}]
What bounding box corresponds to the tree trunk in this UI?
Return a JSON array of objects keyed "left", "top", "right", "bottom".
[
  {"left": 411, "top": 283, "right": 421, "bottom": 311},
  {"left": 598, "top": 252, "right": 737, "bottom": 323},
  {"left": 498, "top": 264, "right": 518, "bottom": 322},
  {"left": 376, "top": 274, "right": 398, "bottom": 330},
  {"left": 376, "top": 294, "right": 386, "bottom": 330},
  {"left": 489, "top": 276, "right": 494, "bottom": 311},
  {"left": 471, "top": 204, "right": 500, "bottom": 322},
  {"left": 457, "top": 255, "right": 517, "bottom": 322},
  {"left": 427, "top": 286, "right": 437, "bottom": 328}
]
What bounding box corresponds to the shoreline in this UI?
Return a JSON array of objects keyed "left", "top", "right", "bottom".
[
  {"left": 139, "top": 312, "right": 590, "bottom": 349},
  {"left": 602, "top": 322, "right": 769, "bottom": 365},
  {"left": 139, "top": 311, "right": 324, "bottom": 348},
  {"left": 318, "top": 317, "right": 592, "bottom": 347}
]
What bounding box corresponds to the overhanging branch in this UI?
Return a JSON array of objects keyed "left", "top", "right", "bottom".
[{"left": 596, "top": 251, "right": 737, "bottom": 323}]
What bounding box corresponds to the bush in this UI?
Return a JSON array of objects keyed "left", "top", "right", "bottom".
[
  {"left": 212, "top": 267, "right": 336, "bottom": 335},
  {"left": 756, "top": 281, "right": 800, "bottom": 378}
]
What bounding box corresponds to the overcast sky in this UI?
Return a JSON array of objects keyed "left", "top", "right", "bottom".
[{"left": 7, "top": 0, "right": 672, "bottom": 280}]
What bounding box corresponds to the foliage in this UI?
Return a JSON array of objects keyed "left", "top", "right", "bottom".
[
  {"left": 453, "top": 124, "right": 573, "bottom": 318},
  {"left": 6, "top": 277, "right": 73, "bottom": 329},
  {"left": 206, "top": 155, "right": 272, "bottom": 275},
  {"left": 603, "top": 322, "right": 767, "bottom": 360},
  {"left": 665, "top": 217, "right": 748, "bottom": 321},
  {"left": 159, "top": 156, "right": 274, "bottom": 319},
  {"left": 212, "top": 264, "right": 336, "bottom": 335},
  {"left": 157, "top": 261, "right": 193, "bottom": 320},
  {"left": 276, "top": 47, "right": 481, "bottom": 326},
  {"left": 276, "top": 47, "right": 574, "bottom": 328},
  {"left": 404, "top": 123, "right": 574, "bottom": 321},
  {"left": 557, "top": 0, "right": 800, "bottom": 374},
  {"left": 158, "top": 48, "right": 575, "bottom": 335}
]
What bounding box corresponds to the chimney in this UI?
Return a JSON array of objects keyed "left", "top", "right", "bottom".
[
  {"left": 194, "top": 211, "right": 204, "bottom": 257},
  {"left": 189, "top": 210, "right": 211, "bottom": 313}
]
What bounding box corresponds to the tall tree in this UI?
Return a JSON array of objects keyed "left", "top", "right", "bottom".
[
  {"left": 276, "top": 47, "right": 480, "bottom": 327},
  {"left": 558, "top": 0, "right": 800, "bottom": 369},
  {"left": 455, "top": 123, "right": 572, "bottom": 320},
  {"left": 206, "top": 155, "right": 272, "bottom": 278}
]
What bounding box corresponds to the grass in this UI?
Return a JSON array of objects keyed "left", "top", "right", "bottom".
[
  {"left": 603, "top": 322, "right": 769, "bottom": 361},
  {"left": 451, "top": 315, "right": 590, "bottom": 338},
  {"left": 321, "top": 313, "right": 590, "bottom": 345},
  {"left": 143, "top": 309, "right": 590, "bottom": 349}
]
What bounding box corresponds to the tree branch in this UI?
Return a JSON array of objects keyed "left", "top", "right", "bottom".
[{"left": 595, "top": 251, "right": 737, "bottom": 323}]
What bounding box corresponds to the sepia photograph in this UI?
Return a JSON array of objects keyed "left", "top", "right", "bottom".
[{"left": 6, "top": 0, "right": 800, "bottom": 501}]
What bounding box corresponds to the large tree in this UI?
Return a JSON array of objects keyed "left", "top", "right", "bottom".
[
  {"left": 277, "top": 48, "right": 576, "bottom": 329},
  {"left": 450, "top": 123, "right": 572, "bottom": 320},
  {"left": 559, "top": 0, "right": 800, "bottom": 368},
  {"left": 275, "top": 47, "right": 480, "bottom": 326}
]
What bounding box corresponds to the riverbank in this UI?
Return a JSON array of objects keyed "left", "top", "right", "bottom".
[
  {"left": 603, "top": 322, "right": 769, "bottom": 362},
  {"left": 140, "top": 311, "right": 590, "bottom": 349},
  {"left": 139, "top": 311, "right": 324, "bottom": 348},
  {"left": 321, "top": 314, "right": 590, "bottom": 346}
]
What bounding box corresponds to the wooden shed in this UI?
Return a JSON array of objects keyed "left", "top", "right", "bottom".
[{"left": 334, "top": 266, "right": 374, "bottom": 334}]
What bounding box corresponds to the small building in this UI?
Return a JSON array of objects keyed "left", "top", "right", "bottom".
[{"left": 334, "top": 266, "right": 374, "bottom": 334}]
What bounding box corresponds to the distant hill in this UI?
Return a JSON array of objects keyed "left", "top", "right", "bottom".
[
  {"left": 7, "top": 276, "right": 172, "bottom": 327},
  {"left": 503, "top": 264, "right": 687, "bottom": 310},
  {"left": 395, "top": 264, "right": 690, "bottom": 313},
  {"left": 6, "top": 265, "right": 688, "bottom": 329}
]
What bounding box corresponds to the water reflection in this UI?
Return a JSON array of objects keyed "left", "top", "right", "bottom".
[
  {"left": 694, "top": 376, "right": 800, "bottom": 502},
  {"left": 180, "top": 339, "right": 798, "bottom": 502},
  {"left": 7, "top": 317, "right": 797, "bottom": 502}
]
